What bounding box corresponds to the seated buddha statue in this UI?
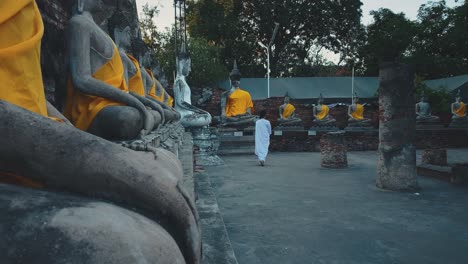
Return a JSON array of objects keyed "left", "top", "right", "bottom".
[
  {"left": 312, "top": 93, "right": 336, "bottom": 127},
  {"left": 64, "top": 0, "right": 155, "bottom": 141},
  {"left": 348, "top": 93, "right": 371, "bottom": 127},
  {"left": 113, "top": 25, "right": 165, "bottom": 127},
  {"left": 173, "top": 43, "right": 212, "bottom": 128},
  {"left": 415, "top": 93, "right": 441, "bottom": 125},
  {"left": 139, "top": 52, "right": 180, "bottom": 123},
  {"left": 449, "top": 91, "right": 468, "bottom": 127},
  {"left": 220, "top": 61, "right": 257, "bottom": 127},
  {"left": 0, "top": 1, "right": 201, "bottom": 263},
  {"left": 277, "top": 95, "right": 303, "bottom": 127}
]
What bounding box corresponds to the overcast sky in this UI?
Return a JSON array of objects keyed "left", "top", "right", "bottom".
[{"left": 135, "top": 0, "right": 463, "bottom": 30}]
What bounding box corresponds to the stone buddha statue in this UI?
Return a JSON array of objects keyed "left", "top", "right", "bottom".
[
  {"left": 64, "top": 0, "right": 155, "bottom": 141},
  {"left": 139, "top": 51, "right": 181, "bottom": 123},
  {"left": 312, "top": 93, "right": 336, "bottom": 127},
  {"left": 173, "top": 44, "right": 212, "bottom": 128},
  {"left": 220, "top": 61, "right": 257, "bottom": 127},
  {"left": 0, "top": 1, "right": 201, "bottom": 263},
  {"left": 348, "top": 93, "right": 371, "bottom": 127},
  {"left": 113, "top": 24, "right": 165, "bottom": 127},
  {"left": 415, "top": 93, "right": 441, "bottom": 125},
  {"left": 449, "top": 91, "right": 468, "bottom": 127},
  {"left": 277, "top": 95, "right": 303, "bottom": 127}
]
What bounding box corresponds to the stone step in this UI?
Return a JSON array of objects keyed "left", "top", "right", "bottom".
[
  {"left": 195, "top": 172, "right": 238, "bottom": 264},
  {"left": 218, "top": 146, "right": 255, "bottom": 155}
]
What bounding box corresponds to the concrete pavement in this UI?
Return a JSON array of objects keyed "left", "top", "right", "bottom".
[{"left": 205, "top": 150, "right": 468, "bottom": 264}]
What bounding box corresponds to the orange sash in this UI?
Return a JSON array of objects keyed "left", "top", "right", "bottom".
[
  {"left": 64, "top": 45, "right": 128, "bottom": 131},
  {"left": 127, "top": 54, "right": 146, "bottom": 96},
  {"left": 351, "top": 104, "right": 365, "bottom": 120},
  {"left": 225, "top": 88, "right": 254, "bottom": 117}
]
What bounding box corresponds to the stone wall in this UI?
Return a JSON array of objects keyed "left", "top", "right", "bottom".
[{"left": 269, "top": 129, "right": 468, "bottom": 152}]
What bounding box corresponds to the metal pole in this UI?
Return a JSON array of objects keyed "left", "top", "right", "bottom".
[
  {"left": 352, "top": 66, "right": 355, "bottom": 105},
  {"left": 267, "top": 47, "right": 270, "bottom": 98}
]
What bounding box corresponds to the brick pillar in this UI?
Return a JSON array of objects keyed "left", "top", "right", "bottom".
[
  {"left": 320, "top": 131, "right": 348, "bottom": 168},
  {"left": 377, "top": 63, "right": 418, "bottom": 191}
]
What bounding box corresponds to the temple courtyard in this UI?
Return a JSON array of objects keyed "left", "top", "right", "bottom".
[{"left": 197, "top": 149, "right": 468, "bottom": 264}]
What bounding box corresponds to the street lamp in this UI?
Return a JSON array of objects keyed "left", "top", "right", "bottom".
[{"left": 258, "top": 22, "right": 280, "bottom": 98}]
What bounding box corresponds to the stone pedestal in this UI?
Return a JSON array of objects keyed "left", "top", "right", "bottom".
[
  {"left": 191, "top": 127, "right": 224, "bottom": 166},
  {"left": 422, "top": 148, "right": 447, "bottom": 166},
  {"left": 449, "top": 118, "right": 468, "bottom": 128},
  {"left": 377, "top": 63, "right": 418, "bottom": 191},
  {"left": 320, "top": 131, "right": 348, "bottom": 168}
]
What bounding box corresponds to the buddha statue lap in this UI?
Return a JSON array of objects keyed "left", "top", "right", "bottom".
[
  {"left": 449, "top": 91, "right": 468, "bottom": 128},
  {"left": 0, "top": 1, "right": 201, "bottom": 263},
  {"left": 348, "top": 93, "right": 371, "bottom": 127},
  {"left": 277, "top": 95, "right": 303, "bottom": 128},
  {"left": 173, "top": 44, "right": 212, "bottom": 128},
  {"left": 415, "top": 93, "right": 442, "bottom": 128},
  {"left": 220, "top": 61, "right": 257, "bottom": 127},
  {"left": 312, "top": 94, "right": 336, "bottom": 128},
  {"left": 64, "top": 1, "right": 156, "bottom": 141}
]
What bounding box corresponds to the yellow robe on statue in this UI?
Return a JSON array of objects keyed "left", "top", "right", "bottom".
[
  {"left": 282, "top": 103, "right": 296, "bottom": 118},
  {"left": 316, "top": 104, "right": 329, "bottom": 120},
  {"left": 167, "top": 94, "right": 174, "bottom": 107},
  {"left": 351, "top": 104, "right": 365, "bottom": 120},
  {"left": 225, "top": 88, "right": 254, "bottom": 117},
  {"left": 0, "top": 0, "right": 48, "bottom": 116},
  {"left": 64, "top": 45, "right": 128, "bottom": 131},
  {"left": 454, "top": 102, "right": 466, "bottom": 117},
  {"left": 127, "top": 54, "right": 146, "bottom": 96},
  {"left": 146, "top": 69, "right": 165, "bottom": 102}
]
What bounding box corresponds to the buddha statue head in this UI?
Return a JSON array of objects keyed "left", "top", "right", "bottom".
[
  {"left": 229, "top": 60, "right": 241, "bottom": 88},
  {"left": 455, "top": 90, "right": 461, "bottom": 103},
  {"left": 177, "top": 43, "right": 191, "bottom": 77},
  {"left": 114, "top": 23, "right": 132, "bottom": 50},
  {"left": 419, "top": 92, "right": 427, "bottom": 103},
  {"left": 73, "top": 0, "right": 104, "bottom": 14},
  {"left": 353, "top": 92, "right": 360, "bottom": 104},
  {"left": 317, "top": 93, "right": 324, "bottom": 105},
  {"left": 284, "top": 95, "right": 290, "bottom": 104}
]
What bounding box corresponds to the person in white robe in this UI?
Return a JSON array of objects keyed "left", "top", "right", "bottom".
[{"left": 255, "top": 110, "right": 271, "bottom": 166}]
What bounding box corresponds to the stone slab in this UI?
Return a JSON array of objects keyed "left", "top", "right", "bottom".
[{"left": 195, "top": 173, "right": 238, "bottom": 264}]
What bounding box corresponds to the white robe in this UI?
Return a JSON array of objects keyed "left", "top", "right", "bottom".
[{"left": 255, "top": 118, "right": 272, "bottom": 161}]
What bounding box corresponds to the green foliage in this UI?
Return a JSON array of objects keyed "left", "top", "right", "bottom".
[
  {"left": 139, "top": 5, "right": 228, "bottom": 87},
  {"left": 414, "top": 75, "right": 451, "bottom": 114},
  {"left": 187, "top": 0, "right": 363, "bottom": 77}
]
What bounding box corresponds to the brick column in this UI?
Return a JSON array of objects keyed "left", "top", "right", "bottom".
[
  {"left": 377, "top": 63, "right": 418, "bottom": 191},
  {"left": 320, "top": 131, "right": 347, "bottom": 168}
]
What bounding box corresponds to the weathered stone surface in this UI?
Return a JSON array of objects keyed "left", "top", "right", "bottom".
[
  {"left": 377, "top": 63, "right": 418, "bottom": 191},
  {"left": 320, "top": 131, "right": 348, "bottom": 168},
  {"left": 0, "top": 184, "right": 185, "bottom": 264},
  {"left": 421, "top": 148, "right": 447, "bottom": 166}
]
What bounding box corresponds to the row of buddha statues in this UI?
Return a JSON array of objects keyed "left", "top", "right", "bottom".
[
  {"left": 0, "top": 1, "right": 201, "bottom": 263},
  {"left": 277, "top": 93, "right": 371, "bottom": 129},
  {"left": 276, "top": 91, "right": 468, "bottom": 129}
]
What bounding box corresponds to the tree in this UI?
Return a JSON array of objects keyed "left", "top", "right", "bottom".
[
  {"left": 187, "top": 0, "right": 363, "bottom": 77},
  {"left": 358, "top": 9, "right": 416, "bottom": 76},
  {"left": 140, "top": 4, "right": 228, "bottom": 87}
]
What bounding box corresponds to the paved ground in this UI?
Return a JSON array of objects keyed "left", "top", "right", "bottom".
[{"left": 206, "top": 150, "right": 468, "bottom": 264}]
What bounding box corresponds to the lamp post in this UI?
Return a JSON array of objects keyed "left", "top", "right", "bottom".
[{"left": 258, "top": 22, "right": 280, "bottom": 98}]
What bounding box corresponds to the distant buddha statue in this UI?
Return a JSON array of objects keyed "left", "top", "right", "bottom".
[
  {"left": 139, "top": 52, "right": 180, "bottom": 123},
  {"left": 415, "top": 92, "right": 440, "bottom": 124},
  {"left": 313, "top": 93, "right": 336, "bottom": 126},
  {"left": 277, "top": 95, "right": 303, "bottom": 127},
  {"left": 113, "top": 24, "right": 165, "bottom": 127},
  {"left": 0, "top": 1, "right": 201, "bottom": 263},
  {"left": 348, "top": 93, "right": 371, "bottom": 127},
  {"left": 173, "top": 43, "right": 212, "bottom": 128},
  {"left": 64, "top": 0, "right": 156, "bottom": 141},
  {"left": 220, "top": 61, "right": 257, "bottom": 126},
  {"left": 449, "top": 90, "right": 468, "bottom": 127}
]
